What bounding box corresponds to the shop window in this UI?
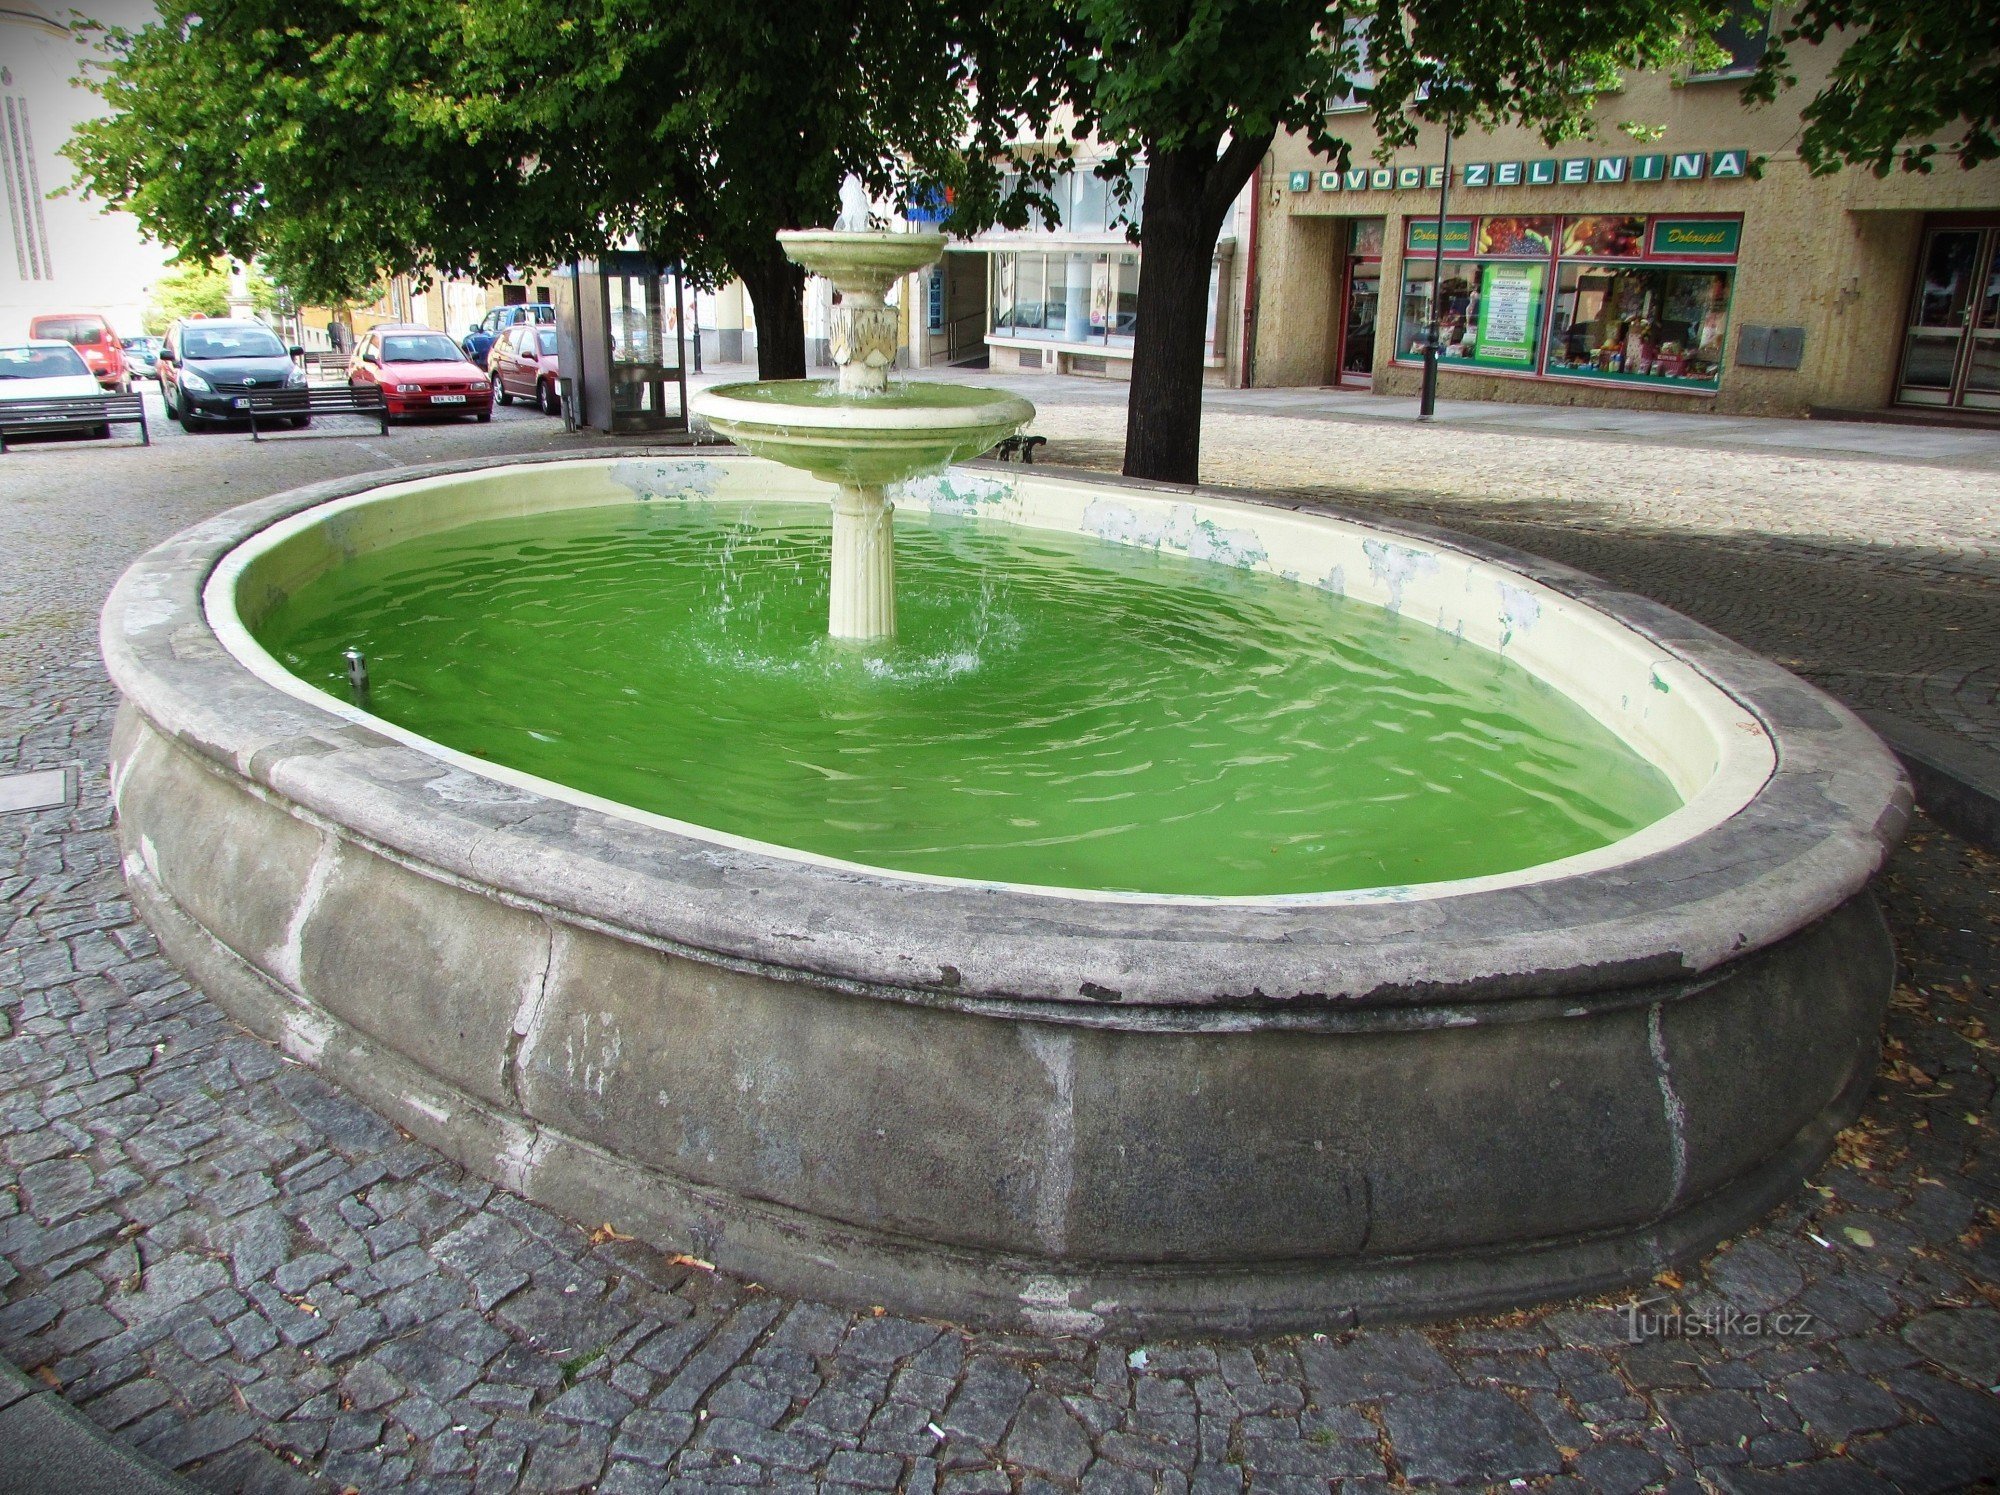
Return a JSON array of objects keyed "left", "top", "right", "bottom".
[
  {"left": 1111, "top": 254, "right": 1141, "bottom": 345},
  {"left": 1349, "top": 218, "right": 1385, "bottom": 257},
  {"left": 1544, "top": 265, "right": 1731, "bottom": 388},
  {"left": 1398, "top": 260, "right": 1549, "bottom": 372},
  {"left": 1393, "top": 212, "right": 1740, "bottom": 394}
]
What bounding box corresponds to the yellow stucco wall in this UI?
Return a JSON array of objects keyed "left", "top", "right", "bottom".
[{"left": 1254, "top": 53, "right": 2000, "bottom": 414}]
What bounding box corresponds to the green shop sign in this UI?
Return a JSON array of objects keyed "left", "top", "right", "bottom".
[
  {"left": 1405, "top": 217, "right": 1474, "bottom": 253},
  {"left": 1474, "top": 262, "right": 1545, "bottom": 367},
  {"left": 1300, "top": 148, "right": 1752, "bottom": 193},
  {"left": 1648, "top": 218, "right": 1742, "bottom": 256}
]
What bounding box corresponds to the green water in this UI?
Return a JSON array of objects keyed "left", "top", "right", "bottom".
[{"left": 251, "top": 501, "right": 1680, "bottom": 895}]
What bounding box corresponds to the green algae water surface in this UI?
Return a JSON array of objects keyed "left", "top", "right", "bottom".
[{"left": 251, "top": 500, "right": 1680, "bottom": 896}]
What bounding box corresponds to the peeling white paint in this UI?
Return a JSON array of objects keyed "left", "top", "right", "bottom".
[
  {"left": 1647, "top": 1004, "right": 1690, "bottom": 1210},
  {"left": 895, "top": 471, "right": 1015, "bottom": 516},
  {"left": 271, "top": 835, "right": 336, "bottom": 991},
  {"left": 403, "top": 1095, "right": 451, "bottom": 1126},
  {"left": 1018, "top": 1275, "right": 1103, "bottom": 1336},
  {"left": 1080, "top": 500, "right": 1269, "bottom": 570},
  {"left": 1021, "top": 1027, "right": 1076, "bottom": 1257},
  {"left": 1361, "top": 539, "right": 1440, "bottom": 615},
  {"left": 281, "top": 1006, "right": 334, "bottom": 1064},
  {"left": 609, "top": 457, "right": 724, "bottom": 500},
  {"left": 1498, "top": 583, "right": 1542, "bottom": 645}
]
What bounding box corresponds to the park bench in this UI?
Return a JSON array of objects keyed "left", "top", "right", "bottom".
[
  {"left": 0, "top": 392, "right": 150, "bottom": 452},
  {"left": 309, "top": 352, "right": 353, "bottom": 380},
  {"left": 246, "top": 384, "right": 389, "bottom": 440},
  {"left": 990, "top": 433, "right": 1047, "bottom": 463}
]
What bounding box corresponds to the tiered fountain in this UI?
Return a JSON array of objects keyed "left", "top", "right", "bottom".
[
  {"left": 692, "top": 231, "right": 1033, "bottom": 639},
  {"left": 100, "top": 225, "right": 1908, "bottom": 1336}
]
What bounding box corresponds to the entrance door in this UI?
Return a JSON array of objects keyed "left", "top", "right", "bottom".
[
  {"left": 1340, "top": 267, "right": 1379, "bottom": 386},
  {"left": 1896, "top": 227, "right": 2000, "bottom": 410}
]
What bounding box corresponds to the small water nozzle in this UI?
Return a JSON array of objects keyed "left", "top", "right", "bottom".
[{"left": 343, "top": 647, "right": 370, "bottom": 702}]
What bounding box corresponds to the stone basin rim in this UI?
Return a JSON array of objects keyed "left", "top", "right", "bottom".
[{"left": 101, "top": 447, "right": 1911, "bottom": 1014}]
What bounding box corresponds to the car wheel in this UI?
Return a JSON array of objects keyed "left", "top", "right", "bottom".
[
  {"left": 91, "top": 424, "right": 112, "bottom": 440},
  {"left": 538, "top": 379, "right": 561, "bottom": 417},
  {"left": 291, "top": 416, "right": 312, "bottom": 429},
  {"left": 492, "top": 372, "right": 513, "bottom": 407},
  {"left": 477, "top": 411, "right": 492, "bottom": 424}
]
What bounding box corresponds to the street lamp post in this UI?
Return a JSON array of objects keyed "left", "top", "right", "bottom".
[{"left": 1418, "top": 124, "right": 1453, "bottom": 421}]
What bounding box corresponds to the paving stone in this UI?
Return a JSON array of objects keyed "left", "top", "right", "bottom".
[
  {"left": 1380, "top": 1386, "right": 1563, "bottom": 1485},
  {"left": 1778, "top": 1368, "right": 1902, "bottom": 1446},
  {"left": 841, "top": 1315, "right": 941, "bottom": 1365},
  {"left": 1296, "top": 1330, "right": 1456, "bottom": 1399},
  {"left": 1899, "top": 1306, "right": 2000, "bottom": 1387},
  {"left": 548, "top": 1376, "right": 638, "bottom": 1426},
  {"left": 1002, "top": 1391, "right": 1092, "bottom": 1480}
]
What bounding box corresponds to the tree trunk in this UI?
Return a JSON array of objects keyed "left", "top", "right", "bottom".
[
  {"left": 735, "top": 239, "right": 808, "bottom": 380},
  {"left": 1122, "top": 130, "right": 1273, "bottom": 484}
]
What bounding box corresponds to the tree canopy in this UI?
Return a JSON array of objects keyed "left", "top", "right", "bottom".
[
  {"left": 1746, "top": 0, "right": 2000, "bottom": 175},
  {"left": 67, "top": 0, "right": 1072, "bottom": 377}
]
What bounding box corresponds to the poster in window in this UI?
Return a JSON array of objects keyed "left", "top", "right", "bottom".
[
  {"left": 1091, "top": 258, "right": 1111, "bottom": 333},
  {"left": 1560, "top": 216, "right": 1646, "bottom": 258},
  {"left": 1476, "top": 262, "right": 1544, "bottom": 366}
]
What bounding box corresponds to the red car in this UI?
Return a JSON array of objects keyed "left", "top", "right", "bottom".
[
  {"left": 28, "top": 311, "right": 128, "bottom": 392},
  {"left": 349, "top": 324, "right": 494, "bottom": 421},
  {"left": 489, "top": 322, "right": 563, "bottom": 415}
]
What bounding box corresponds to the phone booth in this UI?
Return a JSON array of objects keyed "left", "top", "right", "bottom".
[{"left": 553, "top": 252, "right": 690, "bottom": 434}]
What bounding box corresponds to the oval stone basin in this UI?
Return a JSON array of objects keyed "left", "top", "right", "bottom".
[
  {"left": 101, "top": 450, "right": 1909, "bottom": 1335},
  {"left": 695, "top": 379, "right": 1036, "bottom": 486}
]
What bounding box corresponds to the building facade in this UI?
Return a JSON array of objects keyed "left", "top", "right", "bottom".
[
  {"left": 1250, "top": 21, "right": 2000, "bottom": 418},
  {"left": 1, "top": 0, "right": 177, "bottom": 341}
]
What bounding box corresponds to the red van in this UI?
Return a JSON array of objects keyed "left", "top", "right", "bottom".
[{"left": 28, "top": 312, "right": 128, "bottom": 392}]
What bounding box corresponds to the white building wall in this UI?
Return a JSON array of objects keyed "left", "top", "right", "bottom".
[{"left": 0, "top": 1, "right": 175, "bottom": 341}]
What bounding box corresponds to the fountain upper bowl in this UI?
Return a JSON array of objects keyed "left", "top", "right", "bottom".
[
  {"left": 778, "top": 230, "right": 948, "bottom": 300},
  {"left": 692, "top": 378, "right": 1034, "bottom": 487}
]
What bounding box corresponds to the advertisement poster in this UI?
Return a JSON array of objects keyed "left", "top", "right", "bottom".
[{"left": 1476, "top": 262, "right": 1544, "bottom": 366}]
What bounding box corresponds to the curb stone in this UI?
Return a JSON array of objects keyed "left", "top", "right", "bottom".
[{"left": 0, "top": 1359, "right": 197, "bottom": 1494}]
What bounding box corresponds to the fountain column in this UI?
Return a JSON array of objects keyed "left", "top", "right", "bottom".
[{"left": 825, "top": 283, "right": 901, "bottom": 640}]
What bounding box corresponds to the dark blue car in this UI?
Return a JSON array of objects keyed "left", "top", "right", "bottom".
[{"left": 461, "top": 303, "right": 556, "bottom": 370}]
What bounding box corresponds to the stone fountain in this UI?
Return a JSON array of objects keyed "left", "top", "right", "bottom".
[{"left": 692, "top": 231, "right": 1033, "bottom": 639}]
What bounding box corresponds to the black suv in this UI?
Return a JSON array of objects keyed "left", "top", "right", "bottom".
[{"left": 159, "top": 318, "right": 308, "bottom": 429}]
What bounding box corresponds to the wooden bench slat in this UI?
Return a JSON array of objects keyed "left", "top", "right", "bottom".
[
  {"left": 0, "top": 392, "right": 150, "bottom": 451},
  {"left": 246, "top": 384, "right": 388, "bottom": 440}
]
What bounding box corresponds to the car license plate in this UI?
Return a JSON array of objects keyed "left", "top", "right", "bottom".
[
  {"left": 432, "top": 394, "right": 466, "bottom": 404},
  {"left": 231, "top": 396, "right": 251, "bottom": 409}
]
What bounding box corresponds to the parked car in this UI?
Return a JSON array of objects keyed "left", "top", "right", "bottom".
[
  {"left": 0, "top": 341, "right": 115, "bottom": 438},
  {"left": 121, "top": 335, "right": 164, "bottom": 379},
  {"left": 28, "top": 311, "right": 128, "bottom": 392},
  {"left": 349, "top": 324, "right": 494, "bottom": 422},
  {"left": 461, "top": 303, "right": 556, "bottom": 370},
  {"left": 158, "top": 318, "right": 308, "bottom": 430},
  {"left": 488, "top": 323, "right": 563, "bottom": 415}
]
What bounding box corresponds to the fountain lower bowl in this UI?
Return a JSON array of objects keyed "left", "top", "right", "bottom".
[
  {"left": 101, "top": 451, "right": 1908, "bottom": 1335},
  {"left": 692, "top": 379, "right": 1035, "bottom": 487}
]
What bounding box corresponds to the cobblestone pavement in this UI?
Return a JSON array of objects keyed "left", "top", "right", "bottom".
[{"left": 3, "top": 391, "right": 1999, "bottom": 1493}]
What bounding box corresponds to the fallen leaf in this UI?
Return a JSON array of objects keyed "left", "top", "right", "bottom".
[
  {"left": 668, "top": 1252, "right": 715, "bottom": 1272},
  {"left": 588, "top": 1223, "right": 635, "bottom": 1245},
  {"left": 1844, "top": 1227, "right": 1875, "bottom": 1249}
]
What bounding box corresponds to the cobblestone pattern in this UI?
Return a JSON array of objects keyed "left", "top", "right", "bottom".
[
  {"left": 1012, "top": 405, "right": 2000, "bottom": 759},
  {"left": 2, "top": 667, "right": 1998, "bottom": 1492}
]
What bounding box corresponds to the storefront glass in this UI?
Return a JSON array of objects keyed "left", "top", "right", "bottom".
[
  {"left": 1394, "top": 213, "right": 1739, "bottom": 394},
  {"left": 991, "top": 250, "right": 1143, "bottom": 348}
]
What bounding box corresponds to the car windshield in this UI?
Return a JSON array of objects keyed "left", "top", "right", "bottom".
[
  {"left": 381, "top": 334, "right": 465, "bottom": 363},
  {"left": 32, "top": 318, "right": 104, "bottom": 346},
  {"left": 0, "top": 345, "right": 91, "bottom": 379},
  {"left": 183, "top": 327, "right": 286, "bottom": 359},
  {"left": 538, "top": 330, "right": 558, "bottom": 355}
]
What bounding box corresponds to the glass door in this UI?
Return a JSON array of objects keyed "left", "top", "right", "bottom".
[
  {"left": 1896, "top": 227, "right": 1997, "bottom": 409},
  {"left": 1340, "top": 267, "right": 1379, "bottom": 385},
  {"left": 1966, "top": 242, "right": 2000, "bottom": 411}
]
